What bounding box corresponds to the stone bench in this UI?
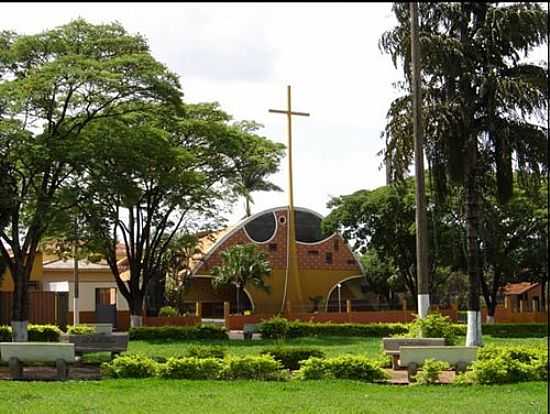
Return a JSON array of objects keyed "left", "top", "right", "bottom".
[
  {"left": 0, "top": 342, "right": 75, "bottom": 380},
  {"left": 243, "top": 324, "right": 258, "bottom": 340},
  {"left": 60, "top": 332, "right": 128, "bottom": 360},
  {"left": 92, "top": 323, "right": 113, "bottom": 335},
  {"left": 382, "top": 338, "right": 446, "bottom": 369},
  {"left": 399, "top": 346, "right": 478, "bottom": 382}
]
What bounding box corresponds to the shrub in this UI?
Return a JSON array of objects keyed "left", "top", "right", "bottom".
[
  {"left": 372, "top": 353, "right": 393, "bottom": 369},
  {"left": 258, "top": 316, "right": 289, "bottom": 339},
  {"left": 296, "top": 355, "right": 387, "bottom": 382},
  {"left": 186, "top": 345, "right": 226, "bottom": 359},
  {"left": 159, "top": 306, "right": 178, "bottom": 317},
  {"left": 407, "top": 313, "right": 457, "bottom": 345},
  {"left": 221, "top": 355, "right": 285, "bottom": 381},
  {"left": 66, "top": 324, "right": 95, "bottom": 335},
  {"left": 481, "top": 323, "right": 548, "bottom": 338},
  {"left": 28, "top": 324, "right": 62, "bottom": 342},
  {"left": 0, "top": 325, "right": 11, "bottom": 341},
  {"left": 159, "top": 357, "right": 223, "bottom": 380},
  {"left": 102, "top": 354, "right": 159, "bottom": 378},
  {"left": 415, "top": 359, "right": 449, "bottom": 384},
  {"left": 129, "top": 325, "right": 228, "bottom": 341},
  {"left": 456, "top": 345, "right": 547, "bottom": 384},
  {"left": 260, "top": 347, "right": 325, "bottom": 370}
]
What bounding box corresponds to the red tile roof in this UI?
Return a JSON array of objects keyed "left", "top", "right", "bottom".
[{"left": 502, "top": 282, "right": 540, "bottom": 296}]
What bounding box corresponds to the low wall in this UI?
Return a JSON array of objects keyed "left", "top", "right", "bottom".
[
  {"left": 481, "top": 307, "right": 547, "bottom": 323},
  {"left": 67, "top": 311, "right": 130, "bottom": 332},
  {"left": 143, "top": 316, "right": 201, "bottom": 327}
]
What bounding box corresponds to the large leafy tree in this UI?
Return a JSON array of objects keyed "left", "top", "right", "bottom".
[
  {"left": 380, "top": 2, "right": 548, "bottom": 345},
  {"left": 0, "top": 19, "right": 180, "bottom": 339},
  {"left": 76, "top": 102, "right": 249, "bottom": 327},
  {"left": 211, "top": 244, "right": 271, "bottom": 314},
  {"left": 230, "top": 121, "right": 285, "bottom": 217}
]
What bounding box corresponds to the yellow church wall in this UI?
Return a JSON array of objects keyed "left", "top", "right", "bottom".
[{"left": 0, "top": 253, "right": 44, "bottom": 292}]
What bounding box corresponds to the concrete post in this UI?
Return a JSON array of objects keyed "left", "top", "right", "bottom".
[
  {"left": 195, "top": 302, "right": 202, "bottom": 319},
  {"left": 531, "top": 299, "right": 538, "bottom": 313},
  {"left": 346, "top": 299, "right": 352, "bottom": 313},
  {"left": 504, "top": 295, "right": 511, "bottom": 310},
  {"left": 402, "top": 298, "right": 407, "bottom": 312},
  {"left": 519, "top": 299, "right": 525, "bottom": 313}
]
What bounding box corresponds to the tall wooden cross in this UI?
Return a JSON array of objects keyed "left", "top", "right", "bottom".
[{"left": 269, "top": 85, "right": 309, "bottom": 313}]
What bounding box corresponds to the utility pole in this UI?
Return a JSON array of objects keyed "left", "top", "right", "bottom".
[
  {"left": 73, "top": 214, "right": 80, "bottom": 325},
  {"left": 410, "top": 2, "right": 430, "bottom": 319}
]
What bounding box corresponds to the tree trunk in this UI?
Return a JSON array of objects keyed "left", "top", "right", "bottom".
[
  {"left": 245, "top": 198, "right": 251, "bottom": 218},
  {"left": 464, "top": 141, "right": 483, "bottom": 347},
  {"left": 129, "top": 294, "right": 144, "bottom": 328},
  {"left": 11, "top": 265, "right": 30, "bottom": 342}
]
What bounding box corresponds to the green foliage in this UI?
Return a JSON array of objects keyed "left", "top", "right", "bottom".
[
  {"left": 481, "top": 323, "right": 548, "bottom": 338},
  {"left": 102, "top": 354, "right": 160, "bottom": 378},
  {"left": 186, "top": 345, "right": 226, "bottom": 359},
  {"left": 158, "top": 306, "right": 178, "bottom": 317},
  {"left": 211, "top": 244, "right": 271, "bottom": 314},
  {"left": 28, "top": 324, "right": 62, "bottom": 342},
  {"left": 456, "top": 345, "right": 547, "bottom": 384},
  {"left": 415, "top": 359, "right": 449, "bottom": 384},
  {"left": 129, "top": 325, "right": 228, "bottom": 341},
  {"left": 159, "top": 357, "right": 224, "bottom": 380},
  {"left": 258, "top": 316, "right": 289, "bottom": 339},
  {"left": 66, "top": 325, "right": 95, "bottom": 335},
  {"left": 260, "top": 317, "right": 409, "bottom": 339},
  {"left": 0, "top": 325, "right": 11, "bottom": 341},
  {"left": 407, "top": 313, "right": 457, "bottom": 345},
  {"left": 220, "top": 355, "right": 285, "bottom": 381},
  {"left": 260, "top": 347, "right": 325, "bottom": 370},
  {"left": 296, "top": 356, "right": 387, "bottom": 382}
]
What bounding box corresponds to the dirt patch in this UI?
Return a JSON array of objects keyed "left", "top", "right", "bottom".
[{"left": 384, "top": 368, "right": 457, "bottom": 385}]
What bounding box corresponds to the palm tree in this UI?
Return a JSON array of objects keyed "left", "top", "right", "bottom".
[
  {"left": 380, "top": 2, "right": 548, "bottom": 345},
  {"left": 211, "top": 244, "right": 271, "bottom": 314}
]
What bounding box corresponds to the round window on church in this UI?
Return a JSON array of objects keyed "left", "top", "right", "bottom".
[{"left": 244, "top": 212, "right": 277, "bottom": 243}]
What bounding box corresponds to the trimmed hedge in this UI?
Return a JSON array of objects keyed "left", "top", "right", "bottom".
[
  {"left": 0, "top": 324, "right": 62, "bottom": 342},
  {"left": 160, "top": 357, "right": 223, "bottom": 380},
  {"left": 186, "top": 345, "right": 226, "bottom": 359},
  {"left": 259, "top": 319, "right": 409, "bottom": 339},
  {"left": 129, "top": 325, "right": 228, "bottom": 341},
  {"left": 260, "top": 347, "right": 325, "bottom": 370},
  {"left": 296, "top": 356, "right": 388, "bottom": 382},
  {"left": 0, "top": 326, "right": 11, "bottom": 341},
  {"left": 481, "top": 323, "right": 548, "bottom": 338},
  {"left": 102, "top": 354, "right": 160, "bottom": 378},
  {"left": 66, "top": 324, "right": 95, "bottom": 335}
]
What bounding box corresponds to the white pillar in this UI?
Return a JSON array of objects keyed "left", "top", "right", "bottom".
[
  {"left": 418, "top": 294, "right": 430, "bottom": 319},
  {"left": 465, "top": 310, "right": 483, "bottom": 347}
]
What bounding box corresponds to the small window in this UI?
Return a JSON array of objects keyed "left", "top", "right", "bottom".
[
  {"left": 308, "top": 250, "right": 319, "bottom": 256},
  {"left": 279, "top": 216, "right": 286, "bottom": 224},
  {"left": 334, "top": 239, "right": 339, "bottom": 251},
  {"left": 269, "top": 243, "right": 277, "bottom": 251},
  {"left": 325, "top": 252, "right": 333, "bottom": 264}
]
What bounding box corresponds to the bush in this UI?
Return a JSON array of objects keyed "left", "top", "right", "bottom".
[
  {"left": 129, "top": 325, "right": 228, "bottom": 341},
  {"left": 406, "top": 313, "right": 457, "bottom": 345},
  {"left": 102, "top": 354, "right": 159, "bottom": 378},
  {"left": 28, "top": 324, "right": 62, "bottom": 342},
  {"left": 0, "top": 325, "right": 11, "bottom": 341},
  {"left": 296, "top": 355, "right": 387, "bottom": 382},
  {"left": 186, "top": 345, "right": 226, "bottom": 359},
  {"left": 159, "top": 357, "right": 223, "bottom": 379},
  {"left": 159, "top": 306, "right": 178, "bottom": 317},
  {"left": 415, "top": 359, "right": 449, "bottom": 384},
  {"left": 456, "top": 345, "right": 547, "bottom": 384},
  {"left": 481, "top": 323, "right": 548, "bottom": 338},
  {"left": 66, "top": 324, "right": 95, "bottom": 335},
  {"left": 221, "top": 355, "right": 285, "bottom": 381},
  {"left": 258, "top": 316, "right": 289, "bottom": 339},
  {"left": 259, "top": 317, "right": 408, "bottom": 339},
  {"left": 260, "top": 347, "right": 325, "bottom": 370}
]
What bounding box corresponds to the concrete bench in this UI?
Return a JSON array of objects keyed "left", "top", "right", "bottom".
[
  {"left": 92, "top": 323, "right": 113, "bottom": 335},
  {"left": 399, "top": 346, "right": 478, "bottom": 382},
  {"left": 382, "top": 338, "right": 446, "bottom": 369},
  {"left": 0, "top": 342, "right": 75, "bottom": 380},
  {"left": 243, "top": 324, "right": 258, "bottom": 340},
  {"left": 61, "top": 332, "right": 128, "bottom": 360}
]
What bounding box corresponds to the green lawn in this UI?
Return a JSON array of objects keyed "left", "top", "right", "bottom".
[
  {"left": 0, "top": 379, "right": 546, "bottom": 414},
  {"left": 1, "top": 336, "right": 546, "bottom": 414},
  {"left": 83, "top": 335, "right": 545, "bottom": 363}
]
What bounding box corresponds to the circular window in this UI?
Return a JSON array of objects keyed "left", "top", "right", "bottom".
[
  {"left": 279, "top": 216, "right": 286, "bottom": 224},
  {"left": 244, "top": 212, "right": 277, "bottom": 242}
]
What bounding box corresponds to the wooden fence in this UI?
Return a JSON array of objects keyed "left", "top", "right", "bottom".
[{"left": 0, "top": 291, "right": 68, "bottom": 327}]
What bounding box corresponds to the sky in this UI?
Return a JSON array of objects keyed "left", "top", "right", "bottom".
[{"left": 1, "top": 3, "right": 547, "bottom": 225}]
